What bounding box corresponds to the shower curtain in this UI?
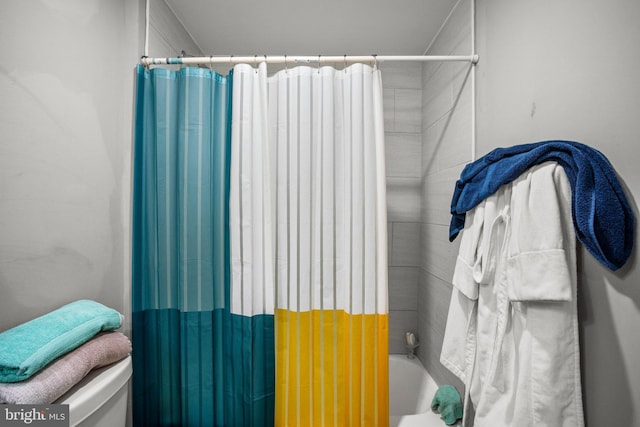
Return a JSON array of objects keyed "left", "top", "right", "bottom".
[
  {"left": 132, "top": 61, "right": 387, "bottom": 427},
  {"left": 132, "top": 65, "right": 229, "bottom": 426},
  {"left": 132, "top": 65, "right": 272, "bottom": 426},
  {"left": 232, "top": 62, "right": 389, "bottom": 426}
]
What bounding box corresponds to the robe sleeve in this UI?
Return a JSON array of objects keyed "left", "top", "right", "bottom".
[
  {"left": 440, "top": 203, "right": 483, "bottom": 382},
  {"left": 451, "top": 204, "right": 483, "bottom": 301}
]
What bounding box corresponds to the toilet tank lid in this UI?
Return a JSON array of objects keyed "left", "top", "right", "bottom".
[{"left": 57, "top": 356, "right": 132, "bottom": 424}]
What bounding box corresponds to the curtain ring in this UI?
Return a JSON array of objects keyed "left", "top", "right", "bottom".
[
  {"left": 285, "top": 55, "right": 288, "bottom": 73},
  {"left": 343, "top": 54, "right": 347, "bottom": 72},
  {"left": 229, "top": 55, "right": 234, "bottom": 70},
  {"left": 209, "top": 56, "right": 213, "bottom": 72},
  {"left": 317, "top": 55, "right": 321, "bottom": 74},
  {"left": 372, "top": 54, "right": 378, "bottom": 70}
]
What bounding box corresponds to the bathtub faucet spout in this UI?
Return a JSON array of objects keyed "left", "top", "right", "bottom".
[{"left": 405, "top": 331, "right": 419, "bottom": 359}]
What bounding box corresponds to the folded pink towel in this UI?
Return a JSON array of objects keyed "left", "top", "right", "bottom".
[{"left": 0, "top": 332, "right": 131, "bottom": 404}]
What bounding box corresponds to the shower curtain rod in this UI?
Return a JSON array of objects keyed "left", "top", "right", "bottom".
[{"left": 140, "top": 54, "right": 479, "bottom": 67}]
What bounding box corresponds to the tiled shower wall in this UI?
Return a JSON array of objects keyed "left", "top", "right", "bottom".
[
  {"left": 380, "top": 62, "right": 423, "bottom": 354},
  {"left": 418, "top": 1, "right": 471, "bottom": 389}
]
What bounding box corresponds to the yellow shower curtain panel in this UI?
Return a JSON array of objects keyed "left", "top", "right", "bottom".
[{"left": 275, "top": 310, "right": 388, "bottom": 426}]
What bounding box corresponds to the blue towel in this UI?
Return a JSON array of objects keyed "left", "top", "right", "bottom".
[
  {"left": 431, "top": 385, "right": 463, "bottom": 425},
  {"left": 0, "top": 300, "right": 122, "bottom": 383},
  {"left": 450, "top": 140, "right": 635, "bottom": 271}
]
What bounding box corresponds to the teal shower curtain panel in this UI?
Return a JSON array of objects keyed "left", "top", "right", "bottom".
[{"left": 132, "top": 65, "right": 274, "bottom": 427}]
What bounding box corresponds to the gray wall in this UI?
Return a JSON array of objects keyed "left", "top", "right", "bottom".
[
  {"left": 419, "top": 0, "right": 640, "bottom": 425},
  {"left": 477, "top": 1, "right": 640, "bottom": 425},
  {"left": 3, "top": 1, "right": 638, "bottom": 425},
  {"left": 0, "top": 0, "right": 143, "bottom": 336},
  {"left": 0, "top": 3, "right": 200, "bottom": 426},
  {"left": 0, "top": 0, "right": 201, "bottom": 335}
]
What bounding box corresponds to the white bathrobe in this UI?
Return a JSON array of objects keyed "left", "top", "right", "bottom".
[{"left": 441, "top": 162, "right": 584, "bottom": 426}]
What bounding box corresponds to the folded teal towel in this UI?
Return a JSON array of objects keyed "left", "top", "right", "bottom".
[
  {"left": 0, "top": 300, "right": 122, "bottom": 383},
  {"left": 431, "top": 385, "right": 463, "bottom": 425}
]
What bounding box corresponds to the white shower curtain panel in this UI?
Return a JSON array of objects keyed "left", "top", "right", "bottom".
[{"left": 230, "top": 62, "right": 389, "bottom": 426}]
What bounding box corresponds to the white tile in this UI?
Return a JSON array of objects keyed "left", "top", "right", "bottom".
[
  {"left": 387, "top": 223, "right": 393, "bottom": 267},
  {"left": 444, "top": 8, "right": 472, "bottom": 56},
  {"left": 421, "top": 117, "right": 445, "bottom": 176},
  {"left": 385, "top": 133, "right": 422, "bottom": 178},
  {"left": 415, "top": 272, "right": 461, "bottom": 391},
  {"left": 425, "top": 0, "right": 471, "bottom": 56},
  {"left": 416, "top": 311, "right": 445, "bottom": 362},
  {"left": 435, "top": 92, "right": 473, "bottom": 172},
  {"left": 422, "top": 62, "right": 440, "bottom": 89},
  {"left": 423, "top": 63, "right": 451, "bottom": 105},
  {"left": 420, "top": 223, "right": 459, "bottom": 280},
  {"left": 418, "top": 270, "right": 454, "bottom": 335},
  {"left": 421, "top": 166, "right": 462, "bottom": 226},
  {"left": 383, "top": 88, "right": 395, "bottom": 132},
  {"left": 394, "top": 89, "right": 422, "bottom": 133},
  {"left": 422, "top": 63, "right": 454, "bottom": 128},
  {"left": 389, "top": 267, "right": 419, "bottom": 310},
  {"left": 150, "top": 0, "right": 202, "bottom": 57},
  {"left": 414, "top": 320, "right": 460, "bottom": 388},
  {"left": 450, "top": 31, "right": 472, "bottom": 56},
  {"left": 386, "top": 177, "right": 421, "bottom": 223},
  {"left": 422, "top": 88, "right": 452, "bottom": 130},
  {"left": 380, "top": 62, "right": 422, "bottom": 89},
  {"left": 391, "top": 222, "right": 421, "bottom": 267},
  {"left": 421, "top": 71, "right": 472, "bottom": 174},
  {"left": 389, "top": 310, "right": 418, "bottom": 354},
  {"left": 450, "top": 61, "right": 473, "bottom": 104}
]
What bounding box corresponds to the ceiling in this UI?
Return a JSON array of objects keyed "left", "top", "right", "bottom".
[{"left": 164, "top": 0, "right": 458, "bottom": 56}]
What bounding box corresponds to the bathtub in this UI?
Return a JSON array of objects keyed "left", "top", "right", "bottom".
[{"left": 389, "top": 354, "right": 460, "bottom": 427}]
